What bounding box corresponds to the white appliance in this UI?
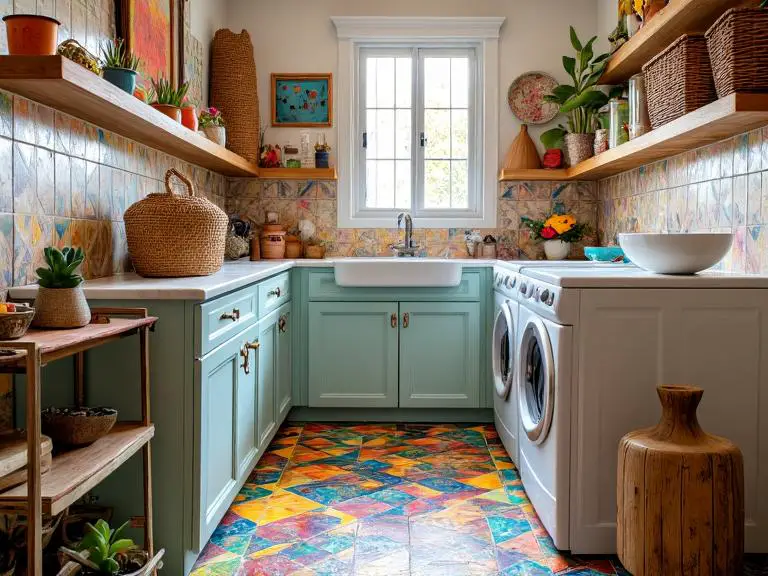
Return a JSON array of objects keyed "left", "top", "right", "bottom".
[{"left": 515, "top": 265, "right": 768, "bottom": 554}]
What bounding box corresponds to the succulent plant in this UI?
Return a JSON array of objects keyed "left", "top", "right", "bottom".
[
  {"left": 76, "top": 519, "right": 136, "bottom": 575},
  {"left": 36, "top": 246, "right": 85, "bottom": 289},
  {"left": 149, "top": 77, "right": 189, "bottom": 108},
  {"left": 100, "top": 38, "right": 140, "bottom": 71}
]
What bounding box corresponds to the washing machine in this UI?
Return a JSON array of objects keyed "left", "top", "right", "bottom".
[{"left": 492, "top": 267, "right": 519, "bottom": 463}]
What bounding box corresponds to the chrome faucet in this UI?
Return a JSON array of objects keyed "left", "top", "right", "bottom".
[{"left": 392, "top": 212, "right": 420, "bottom": 257}]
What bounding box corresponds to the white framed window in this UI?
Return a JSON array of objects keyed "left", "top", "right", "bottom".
[{"left": 332, "top": 17, "right": 505, "bottom": 228}]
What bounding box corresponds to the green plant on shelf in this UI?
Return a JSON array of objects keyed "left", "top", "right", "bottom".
[
  {"left": 36, "top": 246, "right": 84, "bottom": 289},
  {"left": 99, "top": 38, "right": 140, "bottom": 71},
  {"left": 76, "top": 519, "right": 136, "bottom": 575},
  {"left": 149, "top": 77, "right": 189, "bottom": 107}
]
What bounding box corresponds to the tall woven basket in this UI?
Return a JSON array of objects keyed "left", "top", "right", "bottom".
[
  {"left": 642, "top": 34, "right": 717, "bottom": 129},
  {"left": 706, "top": 8, "right": 768, "bottom": 98},
  {"left": 124, "top": 169, "right": 228, "bottom": 277},
  {"left": 210, "top": 29, "right": 259, "bottom": 163}
]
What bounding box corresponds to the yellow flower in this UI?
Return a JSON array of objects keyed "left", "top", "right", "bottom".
[{"left": 545, "top": 214, "right": 576, "bottom": 235}]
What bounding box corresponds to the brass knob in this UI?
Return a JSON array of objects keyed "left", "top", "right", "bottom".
[
  {"left": 390, "top": 313, "right": 397, "bottom": 328},
  {"left": 220, "top": 308, "right": 240, "bottom": 322},
  {"left": 239, "top": 340, "right": 260, "bottom": 374},
  {"left": 402, "top": 312, "right": 409, "bottom": 328},
  {"left": 278, "top": 316, "right": 288, "bottom": 333}
]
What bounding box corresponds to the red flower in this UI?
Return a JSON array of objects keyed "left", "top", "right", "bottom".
[
  {"left": 309, "top": 90, "right": 318, "bottom": 99},
  {"left": 303, "top": 102, "right": 309, "bottom": 109},
  {"left": 282, "top": 85, "right": 288, "bottom": 90},
  {"left": 540, "top": 226, "right": 558, "bottom": 239}
]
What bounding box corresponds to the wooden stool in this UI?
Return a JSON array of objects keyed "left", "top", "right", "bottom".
[{"left": 617, "top": 385, "right": 744, "bottom": 575}]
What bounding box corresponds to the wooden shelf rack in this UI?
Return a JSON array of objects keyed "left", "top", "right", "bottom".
[
  {"left": 599, "top": 0, "right": 754, "bottom": 85},
  {"left": 499, "top": 93, "right": 768, "bottom": 182},
  {"left": 258, "top": 167, "right": 338, "bottom": 180},
  {"left": 0, "top": 56, "right": 259, "bottom": 177},
  {"left": 0, "top": 308, "right": 158, "bottom": 574}
]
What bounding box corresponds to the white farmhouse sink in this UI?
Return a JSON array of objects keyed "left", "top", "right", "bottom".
[{"left": 334, "top": 258, "right": 463, "bottom": 288}]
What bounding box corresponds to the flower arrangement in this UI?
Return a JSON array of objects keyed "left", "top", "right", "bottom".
[
  {"left": 199, "top": 106, "right": 225, "bottom": 128},
  {"left": 522, "top": 214, "right": 589, "bottom": 243}
]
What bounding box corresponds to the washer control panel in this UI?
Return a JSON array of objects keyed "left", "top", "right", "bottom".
[{"left": 493, "top": 268, "right": 519, "bottom": 299}]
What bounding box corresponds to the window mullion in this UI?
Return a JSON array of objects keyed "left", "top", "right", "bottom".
[{"left": 413, "top": 47, "right": 424, "bottom": 216}]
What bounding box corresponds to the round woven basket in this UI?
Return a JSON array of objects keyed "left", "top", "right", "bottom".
[
  {"left": 124, "top": 169, "right": 228, "bottom": 277},
  {"left": 210, "top": 29, "right": 259, "bottom": 163},
  {"left": 41, "top": 407, "right": 118, "bottom": 447}
]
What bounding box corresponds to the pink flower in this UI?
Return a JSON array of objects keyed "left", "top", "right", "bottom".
[{"left": 208, "top": 107, "right": 219, "bottom": 116}]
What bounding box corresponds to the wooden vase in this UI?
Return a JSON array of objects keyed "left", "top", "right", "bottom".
[
  {"left": 617, "top": 385, "right": 744, "bottom": 576},
  {"left": 503, "top": 124, "right": 541, "bottom": 170}
]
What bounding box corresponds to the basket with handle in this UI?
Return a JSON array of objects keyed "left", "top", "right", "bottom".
[{"left": 124, "top": 168, "right": 228, "bottom": 277}]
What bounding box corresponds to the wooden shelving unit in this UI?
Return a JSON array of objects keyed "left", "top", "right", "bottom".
[
  {"left": 0, "top": 56, "right": 259, "bottom": 177},
  {"left": 499, "top": 93, "right": 768, "bottom": 182},
  {"left": 258, "top": 167, "right": 338, "bottom": 180},
  {"left": 0, "top": 308, "right": 158, "bottom": 574},
  {"left": 599, "top": 0, "right": 755, "bottom": 85}
]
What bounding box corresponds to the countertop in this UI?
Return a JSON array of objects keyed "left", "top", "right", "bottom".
[{"left": 8, "top": 258, "right": 497, "bottom": 301}]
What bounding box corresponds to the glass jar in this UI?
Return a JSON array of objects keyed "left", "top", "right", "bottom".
[
  {"left": 609, "top": 98, "right": 630, "bottom": 149},
  {"left": 628, "top": 73, "right": 651, "bottom": 140}
]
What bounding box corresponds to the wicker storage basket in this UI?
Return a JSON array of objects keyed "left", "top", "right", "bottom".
[
  {"left": 642, "top": 34, "right": 717, "bottom": 128},
  {"left": 124, "top": 169, "right": 227, "bottom": 277},
  {"left": 210, "top": 29, "right": 259, "bottom": 163},
  {"left": 706, "top": 8, "right": 768, "bottom": 98},
  {"left": 41, "top": 407, "right": 117, "bottom": 447}
]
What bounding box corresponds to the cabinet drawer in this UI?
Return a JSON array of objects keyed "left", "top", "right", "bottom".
[
  {"left": 197, "top": 288, "right": 258, "bottom": 356},
  {"left": 259, "top": 272, "right": 291, "bottom": 317}
]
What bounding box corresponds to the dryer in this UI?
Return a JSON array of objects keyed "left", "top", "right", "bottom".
[{"left": 492, "top": 267, "right": 519, "bottom": 463}]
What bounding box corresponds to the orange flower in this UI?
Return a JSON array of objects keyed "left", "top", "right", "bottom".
[
  {"left": 293, "top": 85, "right": 302, "bottom": 94},
  {"left": 545, "top": 214, "right": 576, "bottom": 234}
]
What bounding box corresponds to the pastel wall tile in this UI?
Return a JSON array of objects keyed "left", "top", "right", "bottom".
[
  {"left": 748, "top": 129, "right": 763, "bottom": 174},
  {"left": 0, "top": 213, "right": 12, "bottom": 288},
  {"left": 13, "top": 214, "right": 52, "bottom": 286},
  {"left": 54, "top": 111, "right": 71, "bottom": 155},
  {"left": 0, "top": 137, "right": 11, "bottom": 213},
  {"left": 84, "top": 160, "right": 99, "bottom": 218},
  {"left": 734, "top": 133, "right": 749, "bottom": 176},
  {"left": 125, "top": 172, "right": 138, "bottom": 209},
  {"left": 37, "top": 0, "right": 54, "bottom": 17},
  {"left": 733, "top": 175, "right": 747, "bottom": 226},
  {"left": 85, "top": 123, "right": 99, "bottom": 162},
  {"left": 111, "top": 169, "right": 125, "bottom": 220},
  {"left": 53, "top": 217, "right": 71, "bottom": 249},
  {"left": 86, "top": 219, "right": 112, "bottom": 279},
  {"left": 69, "top": 117, "right": 86, "bottom": 159},
  {"left": 12, "top": 142, "right": 35, "bottom": 213},
  {"left": 747, "top": 173, "right": 762, "bottom": 226},
  {"left": 111, "top": 221, "right": 129, "bottom": 273},
  {"left": 746, "top": 226, "right": 764, "bottom": 274},
  {"left": 71, "top": 157, "right": 86, "bottom": 218},
  {"left": 71, "top": 0, "right": 86, "bottom": 46},
  {"left": 56, "top": 0, "right": 71, "bottom": 42},
  {"left": 13, "top": 97, "right": 35, "bottom": 145},
  {"left": 316, "top": 181, "right": 336, "bottom": 199},
  {"left": 719, "top": 177, "right": 733, "bottom": 228},
  {"left": 98, "top": 164, "right": 112, "bottom": 220},
  {"left": 720, "top": 138, "right": 734, "bottom": 178},
  {"left": 13, "top": 0, "right": 35, "bottom": 13},
  {"left": 36, "top": 147, "right": 54, "bottom": 215},
  {"left": 0, "top": 90, "right": 12, "bottom": 139},
  {"left": 35, "top": 104, "right": 54, "bottom": 150},
  {"left": 763, "top": 126, "right": 768, "bottom": 170},
  {"left": 54, "top": 153, "right": 71, "bottom": 217}
]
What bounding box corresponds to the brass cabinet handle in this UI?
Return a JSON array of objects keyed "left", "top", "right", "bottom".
[
  {"left": 239, "top": 340, "right": 260, "bottom": 374},
  {"left": 278, "top": 315, "right": 288, "bottom": 333},
  {"left": 402, "top": 312, "right": 409, "bottom": 328},
  {"left": 268, "top": 287, "right": 281, "bottom": 298},
  {"left": 390, "top": 313, "right": 397, "bottom": 328},
  {"left": 220, "top": 308, "right": 240, "bottom": 322}
]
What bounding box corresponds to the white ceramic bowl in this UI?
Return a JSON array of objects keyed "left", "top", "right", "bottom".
[{"left": 618, "top": 233, "right": 733, "bottom": 274}]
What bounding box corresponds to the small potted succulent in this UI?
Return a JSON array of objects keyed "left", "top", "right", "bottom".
[
  {"left": 33, "top": 246, "right": 91, "bottom": 328},
  {"left": 198, "top": 106, "right": 226, "bottom": 146},
  {"left": 148, "top": 77, "right": 189, "bottom": 123},
  {"left": 100, "top": 38, "right": 141, "bottom": 95},
  {"left": 522, "top": 213, "right": 590, "bottom": 260}
]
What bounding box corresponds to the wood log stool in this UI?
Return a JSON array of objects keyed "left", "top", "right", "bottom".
[{"left": 617, "top": 385, "right": 744, "bottom": 576}]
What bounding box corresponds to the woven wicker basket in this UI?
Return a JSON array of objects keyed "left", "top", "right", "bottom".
[
  {"left": 32, "top": 286, "right": 91, "bottom": 329},
  {"left": 124, "top": 169, "right": 228, "bottom": 277},
  {"left": 706, "top": 8, "right": 768, "bottom": 98},
  {"left": 642, "top": 34, "right": 717, "bottom": 129},
  {"left": 210, "top": 29, "right": 259, "bottom": 163},
  {"left": 41, "top": 407, "right": 117, "bottom": 447}
]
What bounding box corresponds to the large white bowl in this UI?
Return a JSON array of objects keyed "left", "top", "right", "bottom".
[{"left": 618, "top": 233, "right": 733, "bottom": 274}]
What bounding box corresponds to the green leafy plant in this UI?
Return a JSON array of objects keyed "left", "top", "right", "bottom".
[
  {"left": 36, "top": 246, "right": 85, "bottom": 289},
  {"left": 149, "top": 77, "right": 189, "bottom": 107},
  {"left": 76, "top": 519, "right": 135, "bottom": 575},
  {"left": 100, "top": 38, "right": 140, "bottom": 71},
  {"left": 198, "top": 106, "right": 225, "bottom": 127},
  {"left": 540, "top": 27, "right": 612, "bottom": 148}
]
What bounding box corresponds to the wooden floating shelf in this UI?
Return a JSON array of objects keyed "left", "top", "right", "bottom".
[
  {"left": 0, "top": 56, "right": 259, "bottom": 177},
  {"left": 499, "top": 93, "right": 768, "bottom": 182},
  {"left": 258, "top": 167, "right": 338, "bottom": 180},
  {"left": 0, "top": 423, "right": 154, "bottom": 515},
  {"left": 600, "top": 0, "right": 754, "bottom": 85}
]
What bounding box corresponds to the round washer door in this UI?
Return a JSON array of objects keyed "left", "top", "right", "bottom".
[
  {"left": 518, "top": 316, "right": 555, "bottom": 444},
  {"left": 492, "top": 302, "right": 515, "bottom": 399}
]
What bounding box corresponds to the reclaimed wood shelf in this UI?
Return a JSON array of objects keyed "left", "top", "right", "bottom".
[
  {"left": 599, "top": 0, "right": 755, "bottom": 85},
  {"left": 499, "top": 93, "right": 768, "bottom": 182},
  {"left": 0, "top": 423, "right": 154, "bottom": 515},
  {"left": 0, "top": 56, "right": 259, "bottom": 177},
  {"left": 258, "top": 167, "right": 338, "bottom": 180}
]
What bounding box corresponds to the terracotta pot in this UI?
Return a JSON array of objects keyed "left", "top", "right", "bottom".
[
  {"left": 564, "top": 133, "right": 595, "bottom": 166},
  {"left": 285, "top": 239, "right": 302, "bottom": 259},
  {"left": 304, "top": 244, "right": 325, "bottom": 259},
  {"left": 3, "top": 14, "right": 60, "bottom": 55},
  {"left": 181, "top": 105, "right": 198, "bottom": 131},
  {"left": 32, "top": 285, "right": 91, "bottom": 329},
  {"left": 543, "top": 239, "right": 570, "bottom": 260},
  {"left": 203, "top": 125, "right": 226, "bottom": 146},
  {"left": 151, "top": 103, "right": 182, "bottom": 123}
]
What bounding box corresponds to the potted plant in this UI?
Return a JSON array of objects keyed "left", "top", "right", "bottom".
[
  {"left": 2, "top": 14, "right": 60, "bottom": 55},
  {"left": 541, "top": 27, "right": 611, "bottom": 167},
  {"left": 100, "top": 39, "right": 141, "bottom": 95},
  {"left": 33, "top": 246, "right": 91, "bottom": 328},
  {"left": 148, "top": 77, "right": 189, "bottom": 123},
  {"left": 522, "top": 213, "right": 590, "bottom": 260},
  {"left": 198, "top": 107, "right": 226, "bottom": 146},
  {"left": 314, "top": 140, "right": 331, "bottom": 169},
  {"left": 180, "top": 97, "right": 198, "bottom": 131}
]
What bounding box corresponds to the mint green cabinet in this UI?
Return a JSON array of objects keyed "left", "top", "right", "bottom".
[
  {"left": 276, "top": 303, "right": 292, "bottom": 422},
  {"left": 257, "top": 311, "right": 278, "bottom": 448},
  {"left": 308, "top": 302, "right": 399, "bottom": 407},
  {"left": 399, "top": 302, "right": 480, "bottom": 408}
]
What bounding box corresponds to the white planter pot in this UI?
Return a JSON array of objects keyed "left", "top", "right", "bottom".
[
  {"left": 203, "top": 126, "right": 226, "bottom": 147},
  {"left": 544, "top": 239, "right": 570, "bottom": 260}
]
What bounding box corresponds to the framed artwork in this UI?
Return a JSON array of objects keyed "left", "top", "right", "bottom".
[
  {"left": 179, "top": 0, "right": 203, "bottom": 106},
  {"left": 120, "top": 0, "right": 175, "bottom": 86},
  {"left": 271, "top": 73, "right": 333, "bottom": 127}
]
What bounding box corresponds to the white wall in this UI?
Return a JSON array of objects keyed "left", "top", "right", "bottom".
[
  {"left": 190, "top": 0, "right": 228, "bottom": 106},
  {"left": 596, "top": 0, "right": 619, "bottom": 55},
  {"left": 227, "top": 0, "right": 600, "bottom": 162}
]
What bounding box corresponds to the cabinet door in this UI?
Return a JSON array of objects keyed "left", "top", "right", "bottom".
[
  {"left": 257, "top": 311, "right": 278, "bottom": 448},
  {"left": 308, "top": 302, "right": 399, "bottom": 407},
  {"left": 399, "top": 302, "right": 480, "bottom": 408},
  {"left": 276, "top": 303, "right": 292, "bottom": 423}
]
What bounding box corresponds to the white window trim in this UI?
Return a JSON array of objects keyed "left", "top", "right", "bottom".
[{"left": 332, "top": 16, "right": 505, "bottom": 229}]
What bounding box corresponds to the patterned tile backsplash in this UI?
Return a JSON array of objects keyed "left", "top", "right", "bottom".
[
  {"left": 598, "top": 126, "right": 768, "bottom": 274},
  {"left": 227, "top": 179, "right": 599, "bottom": 261}
]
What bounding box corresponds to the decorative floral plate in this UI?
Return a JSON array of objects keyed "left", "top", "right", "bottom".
[{"left": 507, "top": 72, "right": 560, "bottom": 125}]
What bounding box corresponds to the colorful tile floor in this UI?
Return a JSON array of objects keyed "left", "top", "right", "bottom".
[{"left": 191, "top": 423, "right": 768, "bottom": 576}]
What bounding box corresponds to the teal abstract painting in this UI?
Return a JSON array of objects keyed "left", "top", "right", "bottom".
[{"left": 271, "top": 74, "right": 333, "bottom": 127}]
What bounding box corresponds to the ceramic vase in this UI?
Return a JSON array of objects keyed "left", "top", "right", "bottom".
[
  {"left": 181, "top": 106, "right": 199, "bottom": 131},
  {"left": 32, "top": 285, "right": 91, "bottom": 328},
  {"left": 204, "top": 126, "right": 226, "bottom": 147},
  {"left": 543, "top": 239, "right": 570, "bottom": 260},
  {"left": 102, "top": 67, "right": 137, "bottom": 94},
  {"left": 564, "top": 133, "right": 595, "bottom": 166},
  {"left": 503, "top": 124, "right": 541, "bottom": 170}
]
